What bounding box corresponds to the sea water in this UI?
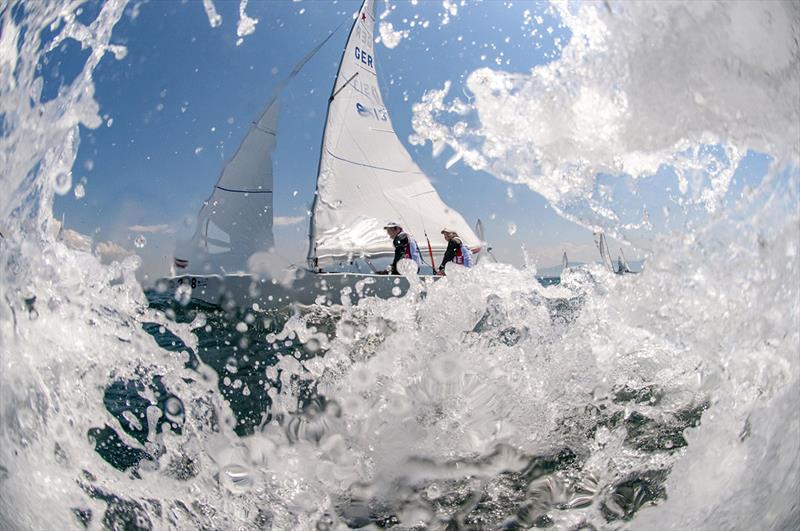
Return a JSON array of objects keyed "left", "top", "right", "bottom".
[{"left": 1, "top": 1, "right": 798, "bottom": 530}]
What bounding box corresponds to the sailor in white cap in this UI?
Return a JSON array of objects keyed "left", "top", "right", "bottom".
[
  {"left": 381, "top": 221, "right": 422, "bottom": 274},
  {"left": 437, "top": 228, "right": 473, "bottom": 275}
]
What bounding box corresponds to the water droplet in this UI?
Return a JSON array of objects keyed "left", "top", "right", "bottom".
[
  {"left": 426, "top": 483, "right": 441, "bottom": 500},
  {"left": 507, "top": 222, "right": 517, "bottom": 236},
  {"left": 74, "top": 183, "right": 85, "bottom": 199},
  {"left": 54, "top": 172, "right": 72, "bottom": 195},
  {"left": 305, "top": 338, "right": 320, "bottom": 353},
  {"left": 133, "top": 234, "right": 146, "bottom": 248},
  {"left": 165, "top": 397, "right": 183, "bottom": 416},
  {"left": 174, "top": 283, "right": 192, "bottom": 305},
  {"left": 236, "top": 322, "right": 248, "bottom": 333}
]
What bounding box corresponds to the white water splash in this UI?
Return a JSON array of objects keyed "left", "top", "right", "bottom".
[
  {"left": 236, "top": 0, "right": 259, "bottom": 46},
  {"left": 407, "top": 1, "right": 800, "bottom": 529},
  {"left": 203, "top": 0, "right": 222, "bottom": 28},
  {"left": 411, "top": 1, "right": 799, "bottom": 231},
  {"left": 379, "top": 21, "right": 409, "bottom": 49},
  {"left": 0, "top": 1, "right": 797, "bottom": 530}
]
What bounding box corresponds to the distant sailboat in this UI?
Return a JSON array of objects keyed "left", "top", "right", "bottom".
[
  {"left": 173, "top": 30, "right": 337, "bottom": 276},
  {"left": 616, "top": 248, "right": 629, "bottom": 274},
  {"left": 616, "top": 247, "right": 637, "bottom": 275},
  {"left": 167, "top": 0, "right": 481, "bottom": 307},
  {"left": 594, "top": 232, "right": 615, "bottom": 273},
  {"left": 593, "top": 232, "right": 638, "bottom": 275}
]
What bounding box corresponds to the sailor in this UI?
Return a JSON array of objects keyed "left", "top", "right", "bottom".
[
  {"left": 437, "top": 228, "right": 473, "bottom": 276},
  {"left": 381, "top": 222, "right": 422, "bottom": 275}
]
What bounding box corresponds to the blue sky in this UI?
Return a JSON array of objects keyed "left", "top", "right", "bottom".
[{"left": 51, "top": 0, "right": 769, "bottom": 281}]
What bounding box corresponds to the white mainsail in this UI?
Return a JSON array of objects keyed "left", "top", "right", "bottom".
[
  {"left": 594, "top": 232, "right": 614, "bottom": 273},
  {"left": 176, "top": 31, "right": 336, "bottom": 274},
  {"left": 307, "top": 0, "right": 480, "bottom": 267}
]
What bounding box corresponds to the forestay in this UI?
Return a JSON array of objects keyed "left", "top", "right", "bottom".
[{"left": 308, "top": 0, "right": 480, "bottom": 266}]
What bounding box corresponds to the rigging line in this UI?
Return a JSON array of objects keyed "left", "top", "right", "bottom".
[
  {"left": 424, "top": 231, "right": 437, "bottom": 274},
  {"left": 330, "top": 72, "right": 359, "bottom": 102},
  {"left": 364, "top": 257, "right": 378, "bottom": 273},
  {"left": 259, "top": 22, "right": 343, "bottom": 121},
  {"left": 412, "top": 199, "right": 437, "bottom": 274}
]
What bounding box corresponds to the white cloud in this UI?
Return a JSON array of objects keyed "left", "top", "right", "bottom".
[
  {"left": 273, "top": 216, "right": 305, "bottom": 226},
  {"left": 128, "top": 224, "right": 173, "bottom": 233}
]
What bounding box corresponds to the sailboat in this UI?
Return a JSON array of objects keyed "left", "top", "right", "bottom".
[
  {"left": 167, "top": 0, "right": 481, "bottom": 308},
  {"left": 594, "top": 232, "right": 614, "bottom": 273},
  {"left": 593, "top": 233, "right": 638, "bottom": 275},
  {"left": 616, "top": 247, "right": 636, "bottom": 275}
]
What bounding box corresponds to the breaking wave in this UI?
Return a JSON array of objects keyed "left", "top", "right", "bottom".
[{"left": 0, "top": 1, "right": 798, "bottom": 530}]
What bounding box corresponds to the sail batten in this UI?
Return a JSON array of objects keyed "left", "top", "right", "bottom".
[
  {"left": 307, "top": 0, "right": 479, "bottom": 266},
  {"left": 215, "top": 186, "right": 273, "bottom": 194}
]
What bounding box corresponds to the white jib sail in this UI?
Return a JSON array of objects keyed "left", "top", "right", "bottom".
[
  {"left": 308, "top": 0, "right": 480, "bottom": 266},
  {"left": 177, "top": 101, "right": 277, "bottom": 274},
  {"left": 176, "top": 31, "right": 336, "bottom": 274}
]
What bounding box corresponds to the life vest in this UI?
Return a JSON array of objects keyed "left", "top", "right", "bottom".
[
  {"left": 403, "top": 233, "right": 422, "bottom": 266},
  {"left": 453, "top": 239, "right": 473, "bottom": 267}
]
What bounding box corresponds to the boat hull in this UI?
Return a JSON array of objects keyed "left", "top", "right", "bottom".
[{"left": 163, "top": 271, "right": 419, "bottom": 309}]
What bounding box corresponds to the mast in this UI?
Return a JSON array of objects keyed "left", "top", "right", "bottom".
[{"left": 307, "top": 0, "right": 372, "bottom": 269}]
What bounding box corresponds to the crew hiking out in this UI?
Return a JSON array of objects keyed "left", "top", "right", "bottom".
[
  {"left": 437, "top": 228, "right": 473, "bottom": 275},
  {"left": 380, "top": 221, "right": 422, "bottom": 275}
]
